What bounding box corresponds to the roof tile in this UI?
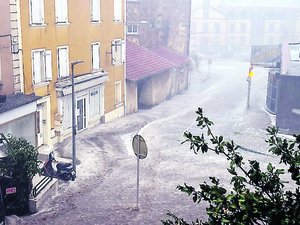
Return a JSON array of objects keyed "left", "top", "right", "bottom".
[
  {"left": 126, "top": 41, "right": 174, "bottom": 81},
  {"left": 152, "top": 47, "right": 190, "bottom": 67}
]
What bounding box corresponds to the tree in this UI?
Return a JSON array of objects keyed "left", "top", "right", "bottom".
[
  {"left": 162, "top": 108, "right": 300, "bottom": 225},
  {"left": 0, "top": 134, "right": 40, "bottom": 215}
]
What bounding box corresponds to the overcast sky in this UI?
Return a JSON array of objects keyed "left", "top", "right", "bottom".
[{"left": 192, "top": 0, "right": 300, "bottom": 8}]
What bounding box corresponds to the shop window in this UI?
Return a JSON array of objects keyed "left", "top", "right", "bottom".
[{"left": 89, "top": 87, "right": 100, "bottom": 118}]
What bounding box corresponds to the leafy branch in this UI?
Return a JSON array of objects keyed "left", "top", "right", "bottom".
[{"left": 163, "top": 108, "right": 300, "bottom": 225}]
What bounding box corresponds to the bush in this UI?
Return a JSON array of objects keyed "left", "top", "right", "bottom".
[
  {"left": 162, "top": 108, "right": 300, "bottom": 225},
  {"left": 0, "top": 134, "right": 40, "bottom": 215}
]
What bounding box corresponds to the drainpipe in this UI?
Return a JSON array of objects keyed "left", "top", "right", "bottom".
[
  {"left": 16, "top": 0, "right": 24, "bottom": 93},
  {"left": 123, "top": 0, "right": 127, "bottom": 115}
]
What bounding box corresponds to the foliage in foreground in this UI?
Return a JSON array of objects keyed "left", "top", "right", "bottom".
[
  {"left": 162, "top": 108, "right": 300, "bottom": 225},
  {"left": 0, "top": 134, "right": 40, "bottom": 215}
]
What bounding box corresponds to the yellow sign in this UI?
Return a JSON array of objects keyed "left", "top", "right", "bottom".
[{"left": 249, "top": 71, "right": 254, "bottom": 77}]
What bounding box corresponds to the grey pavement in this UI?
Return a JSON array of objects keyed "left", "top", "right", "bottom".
[{"left": 9, "top": 58, "right": 288, "bottom": 225}]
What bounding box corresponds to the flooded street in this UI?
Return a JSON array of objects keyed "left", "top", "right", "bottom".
[{"left": 15, "top": 58, "right": 275, "bottom": 225}]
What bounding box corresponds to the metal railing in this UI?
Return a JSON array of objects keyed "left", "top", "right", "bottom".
[{"left": 31, "top": 176, "right": 53, "bottom": 198}]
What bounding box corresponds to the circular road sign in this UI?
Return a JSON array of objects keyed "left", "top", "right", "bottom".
[{"left": 132, "top": 134, "right": 148, "bottom": 159}]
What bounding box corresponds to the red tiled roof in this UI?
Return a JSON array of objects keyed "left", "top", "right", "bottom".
[
  {"left": 126, "top": 41, "right": 174, "bottom": 81},
  {"left": 152, "top": 47, "right": 190, "bottom": 67}
]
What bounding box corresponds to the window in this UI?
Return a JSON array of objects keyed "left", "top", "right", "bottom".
[
  {"left": 89, "top": 87, "right": 100, "bottom": 118},
  {"left": 57, "top": 46, "right": 69, "bottom": 78},
  {"left": 32, "top": 49, "right": 52, "bottom": 84},
  {"left": 229, "top": 23, "right": 235, "bottom": 32},
  {"left": 268, "top": 36, "right": 274, "bottom": 44},
  {"left": 63, "top": 95, "right": 72, "bottom": 130},
  {"left": 55, "top": 0, "right": 68, "bottom": 23},
  {"left": 214, "top": 23, "right": 220, "bottom": 33},
  {"left": 114, "top": 0, "right": 122, "bottom": 21},
  {"left": 213, "top": 36, "right": 219, "bottom": 45},
  {"left": 240, "top": 23, "right": 246, "bottom": 32},
  {"left": 269, "top": 23, "right": 275, "bottom": 32},
  {"left": 289, "top": 44, "right": 300, "bottom": 61},
  {"left": 91, "top": 0, "right": 100, "bottom": 22},
  {"left": 29, "top": 0, "right": 44, "bottom": 25},
  {"left": 91, "top": 42, "right": 100, "bottom": 70},
  {"left": 239, "top": 36, "right": 246, "bottom": 45},
  {"left": 202, "top": 23, "right": 208, "bottom": 33},
  {"left": 111, "top": 39, "right": 125, "bottom": 65},
  {"left": 115, "top": 81, "right": 122, "bottom": 105},
  {"left": 127, "top": 25, "right": 138, "bottom": 34}
]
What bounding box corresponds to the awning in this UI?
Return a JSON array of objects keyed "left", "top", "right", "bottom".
[{"left": 55, "top": 71, "right": 109, "bottom": 96}]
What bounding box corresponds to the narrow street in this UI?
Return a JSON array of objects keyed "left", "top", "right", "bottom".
[{"left": 16, "top": 58, "right": 275, "bottom": 225}]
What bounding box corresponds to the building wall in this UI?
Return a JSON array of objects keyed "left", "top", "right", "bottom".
[
  {"left": 126, "top": 81, "right": 138, "bottom": 114},
  {"left": 0, "top": 112, "right": 36, "bottom": 145},
  {"left": 10, "top": 0, "right": 22, "bottom": 93},
  {"left": 276, "top": 75, "right": 300, "bottom": 134},
  {"left": 191, "top": 4, "right": 300, "bottom": 54},
  {"left": 127, "top": 0, "right": 191, "bottom": 55},
  {"left": 20, "top": 0, "right": 125, "bottom": 143},
  {"left": 176, "top": 65, "right": 189, "bottom": 93},
  {"left": 0, "top": 0, "right": 14, "bottom": 95},
  {"left": 138, "top": 71, "right": 172, "bottom": 108}
]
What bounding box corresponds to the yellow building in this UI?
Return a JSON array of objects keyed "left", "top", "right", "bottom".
[{"left": 20, "top": 0, "right": 125, "bottom": 148}]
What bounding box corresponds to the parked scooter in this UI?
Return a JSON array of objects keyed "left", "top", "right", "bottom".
[{"left": 41, "top": 151, "right": 76, "bottom": 181}]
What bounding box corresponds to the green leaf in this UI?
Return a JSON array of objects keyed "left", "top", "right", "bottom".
[
  {"left": 201, "top": 144, "right": 208, "bottom": 153},
  {"left": 267, "top": 163, "right": 273, "bottom": 172}
]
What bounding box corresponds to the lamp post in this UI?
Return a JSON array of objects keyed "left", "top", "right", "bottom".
[{"left": 71, "top": 60, "right": 84, "bottom": 176}]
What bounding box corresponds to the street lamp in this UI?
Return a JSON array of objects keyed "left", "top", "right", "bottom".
[{"left": 71, "top": 60, "right": 84, "bottom": 176}]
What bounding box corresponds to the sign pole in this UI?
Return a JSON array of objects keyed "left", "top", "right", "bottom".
[
  {"left": 247, "top": 65, "right": 254, "bottom": 109},
  {"left": 132, "top": 134, "right": 148, "bottom": 211},
  {"left": 136, "top": 135, "right": 140, "bottom": 210}
]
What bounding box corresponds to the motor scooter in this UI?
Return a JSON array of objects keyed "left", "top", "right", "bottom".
[{"left": 41, "top": 151, "right": 76, "bottom": 181}]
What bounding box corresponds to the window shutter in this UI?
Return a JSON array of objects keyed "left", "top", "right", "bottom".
[
  {"left": 45, "top": 50, "right": 52, "bottom": 81},
  {"left": 40, "top": 0, "right": 45, "bottom": 23},
  {"left": 121, "top": 40, "right": 125, "bottom": 63},
  {"left": 59, "top": 49, "right": 66, "bottom": 76},
  {"left": 31, "top": 0, "right": 42, "bottom": 24},
  {"left": 55, "top": 0, "right": 59, "bottom": 22},
  {"left": 92, "top": 0, "right": 100, "bottom": 21},
  {"left": 56, "top": 0, "right": 68, "bottom": 23},
  {"left": 92, "top": 44, "right": 100, "bottom": 69},
  {"left": 114, "top": 0, "right": 122, "bottom": 21},
  {"left": 63, "top": 0, "right": 68, "bottom": 22},
  {"left": 111, "top": 41, "right": 116, "bottom": 65},
  {"left": 58, "top": 48, "right": 68, "bottom": 77},
  {"left": 116, "top": 41, "right": 122, "bottom": 64},
  {"left": 32, "top": 51, "right": 42, "bottom": 84}
]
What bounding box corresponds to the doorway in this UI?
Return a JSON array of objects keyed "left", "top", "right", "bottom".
[
  {"left": 36, "top": 105, "right": 44, "bottom": 147},
  {"left": 77, "top": 98, "right": 86, "bottom": 131}
]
